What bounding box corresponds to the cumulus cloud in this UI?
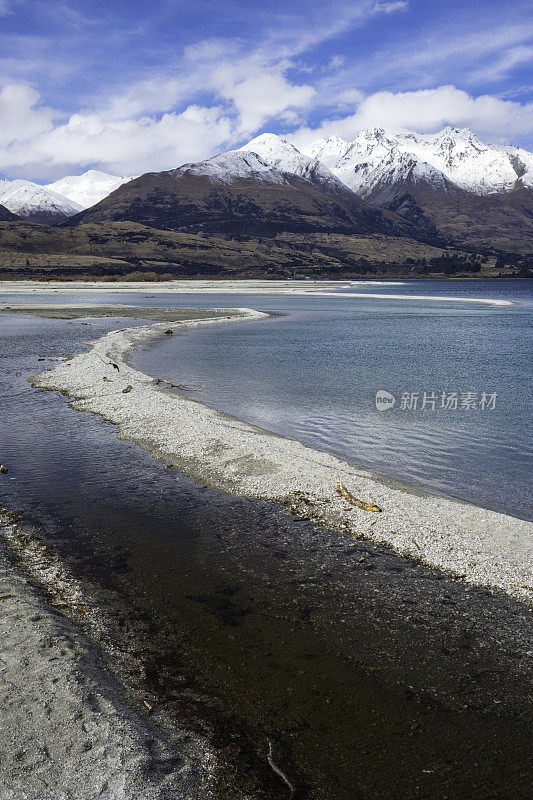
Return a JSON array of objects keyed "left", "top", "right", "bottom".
[
  {"left": 0, "top": 53, "right": 317, "bottom": 177},
  {"left": 0, "top": 83, "right": 55, "bottom": 146},
  {"left": 0, "top": 84, "right": 235, "bottom": 178},
  {"left": 214, "top": 67, "right": 315, "bottom": 135},
  {"left": 290, "top": 85, "right": 533, "bottom": 146},
  {"left": 2, "top": 80, "right": 533, "bottom": 180}
]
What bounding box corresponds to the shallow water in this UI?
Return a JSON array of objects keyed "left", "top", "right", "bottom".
[{"left": 1, "top": 309, "right": 532, "bottom": 799}]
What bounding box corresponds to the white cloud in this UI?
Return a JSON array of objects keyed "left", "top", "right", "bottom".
[
  {"left": 328, "top": 54, "right": 346, "bottom": 70},
  {"left": 0, "top": 85, "right": 235, "bottom": 178},
  {"left": 290, "top": 85, "right": 533, "bottom": 146},
  {"left": 214, "top": 67, "right": 315, "bottom": 135},
  {"left": 0, "top": 83, "right": 55, "bottom": 146},
  {"left": 182, "top": 35, "right": 317, "bottom": 135},
  {"left": 2, "top": 80, "right": 533, "bottom": 181},
  {"left": 354, "top": 21, "right": 533, "bottom": 90},
  {"left": 102, "top": 78, "right": 186, "bottom": 120},
  {"left": 372, "top": 2, "right": 408, "bottom": 15},
  {"left": 469, "top": 46, "right": 533, "bottom": 85}
]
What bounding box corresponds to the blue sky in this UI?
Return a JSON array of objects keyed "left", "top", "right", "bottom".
[{"left": 0, "top": 0, "right": 532, "bottom": 179}]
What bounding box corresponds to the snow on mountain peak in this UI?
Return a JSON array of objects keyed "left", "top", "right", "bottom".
[
  {"left": 302, "top": 136, "right": 351, "bottom": 166},
  {"left": 299, "top": 126, "right": 532, "bottom": 196},
  {"left": 175, "top": 150, "right": 286, "bottom": 185},
  {"left": 239, "top": 133, "right": 351, "bottom": 193},
  {"left": 47, "top": 170, "right": 132, "bottom": 209},
  {"left": 0, "top": 179, "right": 83, "bottom": 221},
  {"left": 240, "top": 133, "right": 312, "bottom": 174}
]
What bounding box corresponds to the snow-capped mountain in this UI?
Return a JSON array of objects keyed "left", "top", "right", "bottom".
[
  {"left": 239, "top": 133, "right": 344, "bottom": 192},
  {"left": 360, "top": 149, "right": 459, "bottom": 204},
  {"left": 300, "top": 127, "right": 533, "bottom": 197},
  {"left": 390, "top": 127, "right": 532, "bottom": 194},
  {"left": 173, "top": 150, "right": 288, "bottom": 184},
  {"left": 175, "top": 143, "right": 345, "bottom": 198},
  {"left": 72, "top": 143, "right": 427, "bottom": 243},
  {"left": 46, "top": 170, "right": 132, "bottom": 209},
  {"left": 304, "top": 129, "right": 402, "bottom": 194},
  {"left": 0, "top": 179, "right": 83, "bottom": 224}
]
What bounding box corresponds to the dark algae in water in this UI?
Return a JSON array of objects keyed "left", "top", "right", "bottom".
[{"left": 0, "top": 310, "right": 532, "bottom": 799}]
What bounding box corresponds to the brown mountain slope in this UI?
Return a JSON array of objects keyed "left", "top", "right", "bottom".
[
  {"left": 65, "top": 155, "right": 439, "bottom": 245},
  {"left": 0, "top": 204, "right": 19, "bottom": 222},
  {"left": 366, "top": 179, "right": 533, "bottom": 255},
  {"left": 0, "top": 221, "right": 479, "bottom": 280}
]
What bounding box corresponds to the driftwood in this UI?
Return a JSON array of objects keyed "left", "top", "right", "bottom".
[
  {"left": 336, "top": 481, "right": 382, "bottom": 512},
  {"left": 154, "top": 378, "right": 203, "bottom": 391},
  {"left": 95, "top": 353, "right": 120, "bottom": 372},
  {"left": 267, "top": 740, "right": 296, "bottom": 799}
]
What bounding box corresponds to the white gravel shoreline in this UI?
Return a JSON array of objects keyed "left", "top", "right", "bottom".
[
  {"left": 26, "top": 304, "right": 532, "bottom": 605},
  {"left": 0, "top": 278, "right": 512, "bottom": 305}
]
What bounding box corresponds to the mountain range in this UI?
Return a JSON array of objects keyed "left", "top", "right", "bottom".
[
  {"left": 0, "top": 127, "right": 532, "bottom": 280},
  {"left": 302, "top": 127, "right": 532, "bottom": 196},
  {"left": 0, "top": 170, "right": 131, "bottom": 224},
  {"left": 65, "top": 128, "right": 531, "bottom": 254}
]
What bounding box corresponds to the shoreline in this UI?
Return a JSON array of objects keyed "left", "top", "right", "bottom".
[
  {"left": 0, "top": 278, "right": 514, "bottom": 305},
  {"left": 0, "top": 512, "right": 217, "bottom": 800},
  {"left": 1, "top": 301, "right": 532, "bottom": 798},
  {"left": 9, "top": 301, "right": 530, "bottom": 605}
]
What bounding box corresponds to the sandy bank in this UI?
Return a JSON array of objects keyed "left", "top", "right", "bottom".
[
  {"left": 0, "top": 278, "right": 512, "bottom": 305},
  {"left": 0, "top": 278, "right": 395, "bottom": 294},
  {"left": 14, "top": 301, "right": 530, "bottom": 605}
]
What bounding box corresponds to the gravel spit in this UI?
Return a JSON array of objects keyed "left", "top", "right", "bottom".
[{"left": 24, "top": 304, "right": 532, "bottom": 605}]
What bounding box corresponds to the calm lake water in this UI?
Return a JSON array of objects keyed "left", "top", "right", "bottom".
[
  {"left": 124, "top": 279, "right": 533, "bottom": 520},
  {"left": 3, "top": 278, "right": 531, "bottom": 518}
]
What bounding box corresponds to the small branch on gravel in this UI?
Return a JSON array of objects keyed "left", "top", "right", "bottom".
[
  {"left": 94, "top": 353, "right": 120, "bottom": 372},
  {"left": 267, "top": 739, "right": 296, "bottom": 799},
  {"left": 336, "top": 480, "right": 381, "bottom": 512}
]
